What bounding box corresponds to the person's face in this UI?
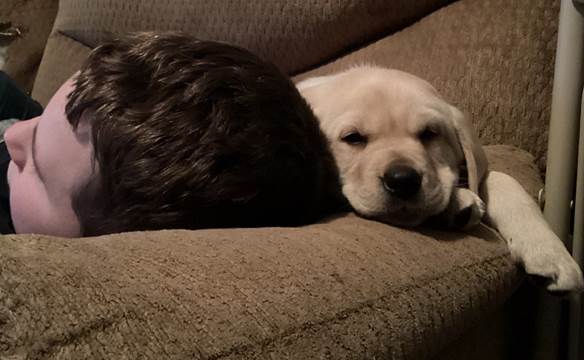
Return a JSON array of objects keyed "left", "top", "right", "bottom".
[{"left": 4, "top": 77, "right": 94, "bottom": 237}]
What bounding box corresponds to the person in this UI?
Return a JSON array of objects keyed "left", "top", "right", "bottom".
[{"left": 1, "top": 31, "right": 343, "bottom": 237}]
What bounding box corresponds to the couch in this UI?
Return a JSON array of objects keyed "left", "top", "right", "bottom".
[
  {"left": 0, "top": 0, "right": 58, "bottom": 93},
  {"left": 0, "top": 0, "right": 561, "bottom": 358}
]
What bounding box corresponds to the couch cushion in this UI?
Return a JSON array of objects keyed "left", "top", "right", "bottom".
[
  {"left": 0, "top": 216, "right": 518, "bottom": 360},
  {"left": 0, "top": 145, "right": 539, "bottom": 359},
  {"left": 31, "top": 32, "right": 91, "bottom": 106}
]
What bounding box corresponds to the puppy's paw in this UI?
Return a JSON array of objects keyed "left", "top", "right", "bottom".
[
  {"left": 444, "top": 188, "right": 485, "bottom": 229},
  {"left": 522, "top": 246, "right": 584, "bottom": 294}
]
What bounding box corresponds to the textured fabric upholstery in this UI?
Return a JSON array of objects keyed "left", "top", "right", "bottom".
[
  {"left": 0, "top": 214, "right": 517, "bottom": 359},
  {"left": 31, "top": 32, "right": 91, "bottom": 107},
  {"left": 0, "top": 0, "right": 58, "bottom": 93},
  {"left": 2, "top": 0, "right": 557, "bottom": 358},
  {"left": 51, "top": 0, "right": 454, "bottom": 75}
]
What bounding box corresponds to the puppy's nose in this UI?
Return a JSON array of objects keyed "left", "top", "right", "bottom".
[{"left": 382, "top": 164, "right": 422, "bottom": 199}]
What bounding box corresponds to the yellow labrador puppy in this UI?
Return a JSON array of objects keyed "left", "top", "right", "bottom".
[{"left": 297, "top": 65, "right": 583, "bottom": 293}]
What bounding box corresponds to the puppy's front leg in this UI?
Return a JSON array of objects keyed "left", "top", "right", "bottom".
[
  {"left": 442, "top": 187, "right": 485, "bottom": 229},
  {"left": 481, "top": 171, "right": 584, "bottom": 292}
]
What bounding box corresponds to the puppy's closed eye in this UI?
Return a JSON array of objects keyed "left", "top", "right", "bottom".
[
  {"left": 418, "top": 125, "right": 440, "bottom": 143},
  {"left": 341, "top": 130, "right": 368, "bottom": 146}
]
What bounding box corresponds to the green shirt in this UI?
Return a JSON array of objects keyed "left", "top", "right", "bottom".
[{"left": 0, "top": 118, "right": 17, "bottom": 142}]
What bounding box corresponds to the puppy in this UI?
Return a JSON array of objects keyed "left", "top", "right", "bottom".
[{"left": 297, "top": 66, "right": 584, "bottom": 293}]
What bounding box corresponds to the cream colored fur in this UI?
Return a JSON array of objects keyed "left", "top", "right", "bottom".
[{"left": 298, "top": 66, "right": 583, "bottom": 293}]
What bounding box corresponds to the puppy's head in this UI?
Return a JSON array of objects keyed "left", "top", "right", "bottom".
[{"left": 298, "top": 66, "right": 486, "bottom": 227}]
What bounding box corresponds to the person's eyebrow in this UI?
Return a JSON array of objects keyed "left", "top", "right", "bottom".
[{"left": 31, "top": 124, "right": 46, "bottom": 183}]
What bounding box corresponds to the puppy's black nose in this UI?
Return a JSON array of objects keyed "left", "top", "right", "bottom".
[{"left": 382, "top": 164, "right": 422, "bottom": 199}]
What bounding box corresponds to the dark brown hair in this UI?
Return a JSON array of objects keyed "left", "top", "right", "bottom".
[{"left": 66, "top": 32, "right": 343, "bottom": 236}]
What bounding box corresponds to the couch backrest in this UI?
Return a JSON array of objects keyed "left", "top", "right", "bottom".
[
  {"left": 54, "top": 0, "right": 455, "bottom": 74},
  {"left": 32, "top": 0, "right": 454, "bottom": 103},
  {"left": 32, "top": 0, "right": 560, "bottom": 169}
]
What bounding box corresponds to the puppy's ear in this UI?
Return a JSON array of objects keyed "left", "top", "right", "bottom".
[
  {"left": 296, "top": 74, "right": 340, "bottom": 129},
  {"left": 296, "top": 74, "right": 338, "bottom": 92},
  {"left": 450, "top": 106, "right": 488, "bottom": 194}
]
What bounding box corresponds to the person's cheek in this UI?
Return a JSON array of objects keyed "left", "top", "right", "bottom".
[
  {"left": 9, "top": 169, "right": 53, "bottom": 235},
  {"left": 9, "top": 174, "right": 43, "bottom": 234},
  {"left": 9, "top": 164, "right": 82, "bottom": 237}
]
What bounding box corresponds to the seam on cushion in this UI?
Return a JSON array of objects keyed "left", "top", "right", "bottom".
[
  {"left": 54, "top": 29, "right": 93, "bottom": 49},
  {"left": 292, "top": 0, "right": 457, "bottom": 76},
  {"left": 205, "top": 252, "right": 520, "bottom": 359}
]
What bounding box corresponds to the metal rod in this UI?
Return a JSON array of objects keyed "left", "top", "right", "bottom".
[
  {"left": 539, "top": 1, "right": 584, "bottom": 359},
  {"left": 545, "top": 1, "right": 584, "bottom": 234},
  {"left": 567, "top": 88, "right": 584, "bottom": 360}
]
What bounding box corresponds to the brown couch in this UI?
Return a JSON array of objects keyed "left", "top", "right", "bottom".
[
  {"left": 0, "top": 0, "right": 559, "bottom": 358},
  {"left": 0, "top": 0, "right": 58, "bottom": 93}
]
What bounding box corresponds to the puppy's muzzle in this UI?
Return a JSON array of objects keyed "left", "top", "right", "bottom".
[{"left": 382, "top": 164, "right": 422, "bottom": 199}]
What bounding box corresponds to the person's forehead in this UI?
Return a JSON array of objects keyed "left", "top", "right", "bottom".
[
  {"left": 43, "top": 75, "right": 92, "bottom": 141},
  {"left": 47, "top": 77, "right": 76, "bottom": 110}
]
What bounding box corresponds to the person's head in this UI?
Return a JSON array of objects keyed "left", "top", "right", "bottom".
[{"left": 5, "top": 31, "right": 341, "bottom": 237}]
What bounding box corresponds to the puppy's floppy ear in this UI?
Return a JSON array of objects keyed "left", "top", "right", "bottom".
[
  {"left": 296, "top": 74, "right": 338, "bottom": 92},
  {"left": 296, "top": 74, "right": 340, "bottom": 128},
  {"left": 450, "top": 106, "right": 488, "bottom": 194}
]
